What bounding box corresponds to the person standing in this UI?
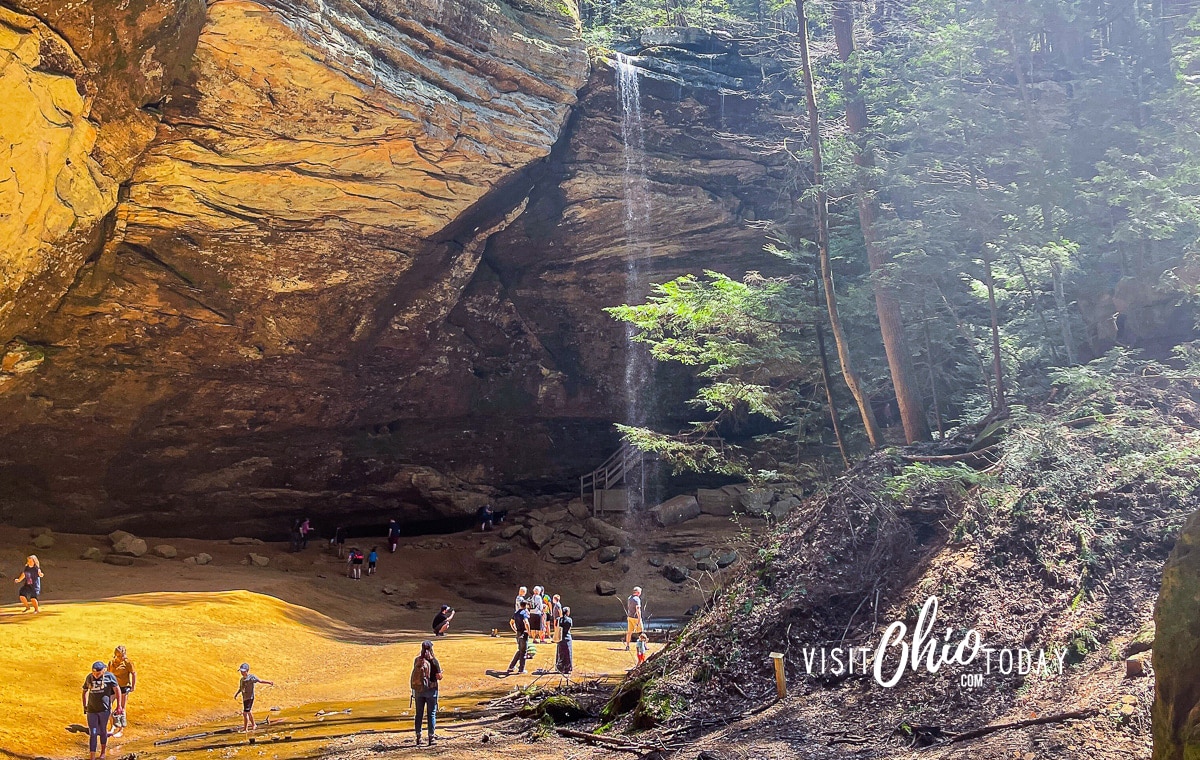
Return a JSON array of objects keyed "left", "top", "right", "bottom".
[
  {"left": 367, "top": 547, "right": 378, "bottom": 576},
  {"left": 333, "top": 525, "right": 347, "bottom": 558},
  {"left": 550, "top": 594, "right": 563, "bottom": 642},
  {"left": 82, "top": 661, "right": 120, "bottom": 760},
  {"left": 14, "top": 555, "right": 42, "bottom": 612},
  {"left": 506, "top": 600, "right": 530, "bottom": 674},
  {"left": 410, "top": 640, "right": 442, "bottom": 746},
  {"left": 528, "top": 586, "right": 546, "bottom": 643},
  {"left": 556, "top": 605, "right": 574, "bottom": 675},
  {"left": 636, "top": 633, "right": 649, "bottom": 665},
  {"left": 387, "top": 519, "right": 401, "bottom": 553},
  {"left": 624, "top": 587, "right": 643, "bottom": 651},
  {"left": 107, "top": 646, "right": 137, "bottom": 738},
  {"left": 299, "top": 517, "right": 312, "bottom": 550},
  {"left": 514, "top": 586, "right": 527, "bottom": 612},
  {"left": 234, "top": 663, "right": 273, "bottom": 732}
]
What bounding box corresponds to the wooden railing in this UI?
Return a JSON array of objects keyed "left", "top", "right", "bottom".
[{"left": 579, "top": 442, "right": 645, "bottom": 515}]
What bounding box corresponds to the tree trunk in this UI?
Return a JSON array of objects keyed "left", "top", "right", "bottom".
[
  {"left": 984, "top": 253, "right": 1007, "bottom": 412},
  {"left": 832, "top": 0, "right": 930, "bottom": 443},
  {"left": 814, "top": 284, "right": 850, "bottom": 466},
  {"left": 795, "top": 0, "right": 883, "bottom": 449}
]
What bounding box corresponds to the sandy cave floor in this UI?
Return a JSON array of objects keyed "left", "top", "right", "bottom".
[{"left": 0, "top": 517, "right": 746, "bottom": 759}]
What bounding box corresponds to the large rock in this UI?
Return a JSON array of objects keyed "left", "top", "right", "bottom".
[
  {"left": 1153, "top": 509, "right": 1200, "bottom": 759},
  {"left": 696, "top": 488, "right": 736, "bottom": 516},
  {"left": 530, "top": 525, "right": 556, "bottom": 549},
  {"left": 598, "top": 546, "right": 622, "bottom": 564},
  {"left": 81, "top": 547, "right": 104, "bottom": 561},
  {"left": 32, "top": 533, "right": 54, "bottom": 549},
  {"left": 662, "top": 564, "right": 690, "bottom": 584},
  {"left": 547, "top": 540, "right": 587, "bottom": 564},
  {"left": 770, "top": 495, "right": 802, "bottom": 520},
  {"left": 111, "top": 534, "right": 148, "bottom": 557},
  {"left": 247, "top": 552, "right": 270, "bottom": 567},
  {"left": 584, "top": 518, "right": 633, "bottom": 547},
  {"left": 649, "top": 495, "right": 701, "bottom": 527},
  {"left": 739, "top": 489, "right": 775, "bottom": 518},
  {"left": 153, "top": 545, "right": 178, "bottom": 559}
]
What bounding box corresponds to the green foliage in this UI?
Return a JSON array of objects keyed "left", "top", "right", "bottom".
[{"left": 882, "top": 462, "right": 989, "bottom": 504}]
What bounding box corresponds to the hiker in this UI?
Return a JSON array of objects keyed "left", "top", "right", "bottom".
[
  {"left": 347, "top": 547, "right": 364, "bottom": 579},
  {"left": 636, "top": 632, "right": 649, "bottom": 665},
  {"left": 83, "top": 660, "right": 120, "bottom": 760},
  {"left": 332, "top": 525, "right": 346, "bottom": 558},
  {"left": 550, "top": 594, "right": 563, "bottom": 641},
  {"left": 387, "top": 519, "right": 401, "bottom": 553},
  {"left": 624, "top": 587, "right": 643, "bottom": 651},
  {"left": 234, "top": 663, "right": 273, "bottom": 732},
  {"left": 14, "top": 554, "right": 42, "bottom": 612},
  {"left": 556, "top": 605, "right": 574, "bottom": 675},
  {"left": 107, "top": 646, "right": 137, "bottom": 738},
  {"left": 299, "top": 517, "right": 312, "bottom": 549},
  {"left": 506, "top": 600, "right": 530, "bottom": 674},
  {"left": 367, "top": 547, "right": 378, "bottom": 576},
  {"left": 410, "top": 640, "right": 442, "bottom": 746},
  {"left": 432, "top": 605, "right": 455, "bottom": 636},
  {"left": 529, "top": 586, "right": 546, "bottom": 643},
  {"left": 477, "top": 504, "right": 494, "bottom": 531},
  {"left": 514, "top": 585, "right": 527, "bottom": 612}
]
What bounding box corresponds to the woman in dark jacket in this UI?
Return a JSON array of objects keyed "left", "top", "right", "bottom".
[{"left": 556, "top": 606, "right": 574, "bottom": 675}]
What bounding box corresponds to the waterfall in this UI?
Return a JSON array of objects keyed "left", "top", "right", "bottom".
[{"left": 615, "top": 52, "right": 653, "bottom": 509}]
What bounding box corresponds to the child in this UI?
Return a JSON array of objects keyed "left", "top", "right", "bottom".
[
  {"left": 636, "top": 633, "right": 649, "bottom": 665},
  {"left": 367, "top": 547, "right": 378, "bottom": 576},
  {"left": 234, "top": 663, "right": 273, "bottom": 732},
  {"left": 348, "top": 548, "right": 364, "bottom": 579}
]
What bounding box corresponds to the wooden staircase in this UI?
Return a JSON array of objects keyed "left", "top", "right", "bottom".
[{"left": 579, "top": 442, "right": 646, "bottom": 516}]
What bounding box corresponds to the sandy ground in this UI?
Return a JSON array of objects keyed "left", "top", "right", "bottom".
[{"left": 0, "top": 516, "right": 746, "bottom": 759}]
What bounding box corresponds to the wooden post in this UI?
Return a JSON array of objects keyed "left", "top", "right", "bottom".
[{"left": 770, "top": 652, "right": 786, "bottom": 699}]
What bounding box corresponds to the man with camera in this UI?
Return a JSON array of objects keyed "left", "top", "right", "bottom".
[{"left": 432, "top": 604, "right": 455, "bottom": 636}]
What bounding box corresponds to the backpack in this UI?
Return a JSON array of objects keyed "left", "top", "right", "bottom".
[{"left": 410, "top": 656, "right": 431, "bottom": 692}]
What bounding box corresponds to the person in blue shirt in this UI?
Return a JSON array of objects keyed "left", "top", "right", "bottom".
[
  {"left": 83, "top": 661, "right": 120, "bottom": 759},
  {"left": 367, "top": 547, "right": 378, "bottom": 575},
  {"left": 14, "top": 555, "right": 42, "bottom": 613}
]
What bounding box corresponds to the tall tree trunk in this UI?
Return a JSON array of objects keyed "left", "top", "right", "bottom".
[
  {"left": 832, "top": 0, "right": 930, "bottom": 443},
  {"left": 984, "top": 253, "right": 1007, "bottom": 412},
  {"left": 795, "top": 0, "right": 883, "bottom": 449},
  {"left": 921, "top": 307, "right": 945, "bottom": 440},
  {"left": 814, "top": 284, "right": 850, "bottom": 467}
]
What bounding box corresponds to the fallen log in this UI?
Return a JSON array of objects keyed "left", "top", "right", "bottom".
[
  {"left": 943, "top": 708, "right": 1098, "bottom": 745},
  {"left": 899, "top": 444, "right": 999, "bottom": 463},
  {"left": 556, "top": 727, "right": 656, "bottom": 752}
]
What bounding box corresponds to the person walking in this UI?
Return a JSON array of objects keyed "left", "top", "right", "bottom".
[
  {"left": 14, "top": 554, "right": 42, "bottom": 612},
  {"left": 636, "top": 632, "right": 649, "bottom": 665},
  {"left": 234, "top": 663, "right": 273, "bottom": 732},
  {"left": 367, "top": 547, "right": 378, "bottom": 576},
  {"left": 529, "top": 586, "right": 546, "bottom": 643},
  {"left": 107, "top": 646, "right": 137, "bottom": 738},
  {"left": 506, "top": 600, "right": 531, "bottom": 674},
  {"left": 333, "top": 525, "right": 347, "bottom": 558},
  {"left": 387, "top": 519, "right": 401, "bottom": 553},
  {"left": 624, "top": 587, "right": 643, "bottom": 651},
  {"left": 410, "top": 640, "right": 442, "bottom": 746},
  {"left": 82, "top": 661, "right": 120, "bottom": 760},
  {"left": 556, "top": 605, "right": 574, "bottom": 675},
  {"left": 299, "top": 517, "right": 312, "bottom": 550}
]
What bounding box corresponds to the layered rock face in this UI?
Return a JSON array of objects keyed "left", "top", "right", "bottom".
[
  {"left": 0, "top": 12, "right": 788, "bottom": 535},
  {"left": 1153, "top": 509, "right": 1200, "bottom": 760}
]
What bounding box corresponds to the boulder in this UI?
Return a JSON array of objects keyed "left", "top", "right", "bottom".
[
  {"left": 112, "top": 534, "right": 148, "bottom": 557},
  {"left": 1153, "top": 509, "right": 1200, "bottom": 758},
  {"left": 486, "top": 542, "right": 513, "bottom": 558},
  {"left": 153, "top": 545, "right": 178, "bottom": 559},
  {"left": 770, "top": 495, "right": 802, "bottom": 520},
  {"left": 716, "top": 550, "right": 739, "bottom": 569},
  {"left": 584, "top": 518, "right": 632, "bottom": 547},
  {"left": 596, "top": 581, "right": 617, "bottom": 596},
  {"left": 583, "top": 535, "right": 601, "bottom": 551},
  {"left": 649, "top": 495, "right": 701, "bottom": 527},
  {"left": 561, "top": 522, "right": 588, "bottom": 538},
  {"left": 182, "top": 556, "right": 197, "bottom": 565},
  {"left": 230, "top": 537, "right": 261, "bottom": 545},
  {"left": 662, "top": 564, "right": 690, "bottom": 583},
  {"left": 648, "top": 557, "right": 664, "bottom": 567},
  {"left": 1126, "top": 622, "right": 1155, "bottom": 657},
  {"left": 500, "top": 524, "right": 524, "bottom": 540},
  {"left": 696, "top": 488, "right": 736, "bottom": 516},
  {"left": 81, "top": 547, "right": 104, "bottom": 561},
  {"left": 530, "top": 525, "right": 556, "bottom": 549},
  {"left": 567, "top": 499, "right": 590, "bottom": 520},
  {"left": 104, "top": 555, "right": 135, "bottom": 566},
  {"left": 108, "top": 530, "right": 135, "bottom": 546},
  {"left": 696, "top": 559, "right": 719, "bottom": 573},
  {"left": 692, "top": 548, "right": 713, "bottom": 560},
  {"left": 598, "top": 546, "right": 621, "bottom": 564},
  {"left": 739, "top": 489, "right": 775, "bottom": 517},
  {"left": 195, "top": 553, "right": 213, "bottom": 565},
  {"left": 248, "top": 553, "right": 270, "bottom": 567},
  {"left": 547, "top": 541, "right": 587, "bottom": 564},
  {"left": 32, "top": 533, "right": 54, "bottom": 549},
  {"left": 1126, "top": 656, "right": 1147, "bottom": 678}
]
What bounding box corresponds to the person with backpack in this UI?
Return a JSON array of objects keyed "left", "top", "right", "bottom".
[
  {"left": 347, "top": 548, "right": 364, "bottom": 579},
  {"left": 506, "top": 600, "right": 531, "bottom": 674},
  {"left": 624, "top": 587, "right": 643, "bottom": 651},
  {"left": 83, "top": 660, "right": 120, "bottom": 759},
  {"left": 410, "top": 640, "right": 442, "bottom": 746}
]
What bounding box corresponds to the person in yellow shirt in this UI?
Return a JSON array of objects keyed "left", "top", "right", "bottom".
[{"left": 107, "top": 646, "right": 136, "bottom": 738}]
